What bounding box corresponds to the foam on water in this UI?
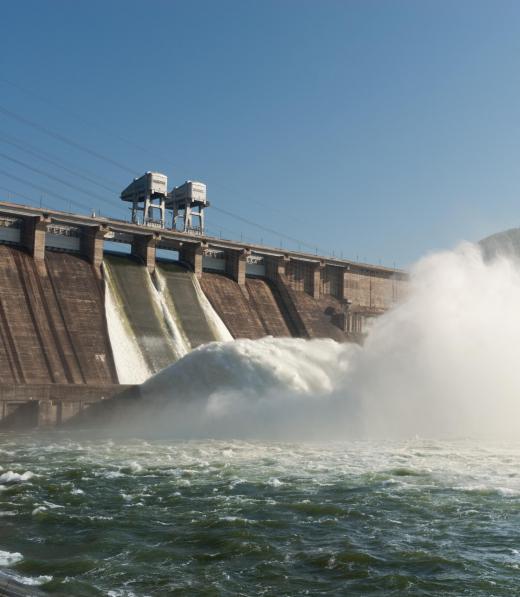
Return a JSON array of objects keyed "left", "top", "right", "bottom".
[
  {"left": 0, "top": 471, "right": 34, "bottom": 483},
  {"left": 0, "top": 550, "right": 22, "bottom": 566},
  {"left": 138, "top": 242, "right": 520, "bottom": 438},
  {"left": 17, "top": 575, "right": 53, "bottom": 586}
]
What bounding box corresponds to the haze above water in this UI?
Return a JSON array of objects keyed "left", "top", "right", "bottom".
[{"left": 138, "top": 241, "right": 520, "bottom": 440}]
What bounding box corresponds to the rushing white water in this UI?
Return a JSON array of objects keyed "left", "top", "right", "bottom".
[
  {"left": 151, "top": 269, "right": 190, "bottom": 358},
  {"left": 137, "top": 242, "right": 520, "bottom": 438},
  {"left": 104, "top": 266, "right": 152, "bottom": 384}
]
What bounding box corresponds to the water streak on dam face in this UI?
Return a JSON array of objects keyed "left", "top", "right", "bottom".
[
  {"left": 104, "top": 255, "right": 232, "bottom": 383},
  {"left": 103, "top": 254, "right": 182, "bottom": 377},
  {"left": 104, "top": 265, "right": 153, "bottom": 385},
  {"left": 0, "top": 245, "right": 117, "bottom": 385},
  {"left": 104, "top": 255, "right": 236, "bottom": 384},
  {"left": 155, "top": 262, "right": 229, "bottom": 348}
]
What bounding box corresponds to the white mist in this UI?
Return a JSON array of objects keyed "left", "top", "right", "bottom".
[{"left": 137, "top": 242, "right": 520, "bottom": 438}]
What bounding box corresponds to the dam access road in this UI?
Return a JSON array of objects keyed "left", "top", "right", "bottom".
[{"left": 0, "top": 200, "right": 407, "bottom": 429}]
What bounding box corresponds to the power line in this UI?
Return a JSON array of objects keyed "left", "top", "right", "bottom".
[
  {"left": 0, "top": 130, "right": 119, "bottom": 192},
  {"left": 0, "top": 131, "right": 120, "bottom": 193},
  {"left": 0, "top": 79, "right": 317, "bottom": 231},
  {"left": 0, "top": 185, "right": 41, "bottom": 207},
  {"left": 0, "top": 82, "right": 345, "bottom": 257},
  {"left": 0, "top": 151, "right": 124, "bottom": 212},
  {"left": 0, "top": 77, "right": 175, "bottom": 168},
  {"left": 0, "top": 104, "right": 138, "bottom": 175},
  {"left": 0, "top": 167, "right": 110, "bottom": 214},
  {"left": 212, "top": 205, "right": 327, "bottom": 254}
]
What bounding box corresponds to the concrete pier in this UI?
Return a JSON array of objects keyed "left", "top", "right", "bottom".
[
  {"left": 131, "top": 233, "right": 158, "bottom": 273},
  {"left": 21, "top": 214, "right": 48, "bottom": 262}
]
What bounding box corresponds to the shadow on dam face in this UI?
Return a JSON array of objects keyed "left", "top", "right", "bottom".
[{"left": 200, "top": 271, "right": 303, "bottom": 339}]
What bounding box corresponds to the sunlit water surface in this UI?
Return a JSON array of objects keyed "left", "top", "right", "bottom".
[{"left": 0, "top": 434, "right": 519, "bottom": 596}]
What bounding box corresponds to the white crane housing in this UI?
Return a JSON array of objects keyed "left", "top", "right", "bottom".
[
  {"left": 166, "top": 181, "right": 208, "bottom": 234},
  {"left": 121, "top": 172, "right": 168, "bottom": 228}
]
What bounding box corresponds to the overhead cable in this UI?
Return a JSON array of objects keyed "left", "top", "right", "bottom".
[
  {"left": 0, "top": 131, "right": 120, "bottom": 194},
  {"left": 0, "top": 151, "right": 124, "bottom": 210},
  {"left": 0, "top": 104, "right": 138, "bottom": 175}
]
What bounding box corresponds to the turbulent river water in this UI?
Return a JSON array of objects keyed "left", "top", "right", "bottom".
[
  {"left": 1, "top": 435, "right": 520, "bottom": 596},
  {"left": 2, "top": 242, "right": 520, "bottom": 595}
]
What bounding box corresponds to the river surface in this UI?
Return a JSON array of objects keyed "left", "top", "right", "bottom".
[{"left": 0, "top": 434, "right": 519, "bottom": 596}]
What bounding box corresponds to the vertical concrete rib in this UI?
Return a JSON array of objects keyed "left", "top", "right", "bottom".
[
  {"left": 0, "top": 299, "right": 24, "bottom": 383},
  {"left": 11, "top": 249, "right": 68, "bottom": 383}
]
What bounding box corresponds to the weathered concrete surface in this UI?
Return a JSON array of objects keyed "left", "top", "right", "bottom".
[
  {"left": 199, "top": 267, "right": 388, "bottom": 342},
  {"left": 200, "top": 272, "right": 266, "bottom": 338},
  {"left": 0, "top": 384, "right": 137, "bottom": 429},
  {"left": 0, "top": 245, "right": 117, "bottom": 385},
  {"left": 245, "top": 277, "right": 295, "bottom": 337},
  {"left": 278, "top": 274, "right": 348, "bottom": 341},
  {"left": 45, "top": 251, "right": 118, "bottom": 383},
  {"left": 342, "top": 268, "right": 402, "bottom": 311},
  {"left": 200, "top": 271, "right": 296, "bottom": 339}
]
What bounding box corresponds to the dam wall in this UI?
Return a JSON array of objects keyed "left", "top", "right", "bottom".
[{"left": 0, "top": 200, "right": 408, "bottom": 427}]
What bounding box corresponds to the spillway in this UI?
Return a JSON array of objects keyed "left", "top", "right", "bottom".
[
  {"left": 103, "top": 254, "right": 181, "bottom": 377},
  {"left": 155, "top": 262, "right": 230, "bottom": 349},
  {"left": 0, "top": 245, "right": 117, "bottom": 385}
]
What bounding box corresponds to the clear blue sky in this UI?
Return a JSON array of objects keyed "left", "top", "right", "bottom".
[{"left": 1, "top": 0, "right": 519, "bottom": 266}]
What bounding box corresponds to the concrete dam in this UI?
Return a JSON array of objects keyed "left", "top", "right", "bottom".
[{"left": 0, "top": 200, "right": 407, "bottom": 428}]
